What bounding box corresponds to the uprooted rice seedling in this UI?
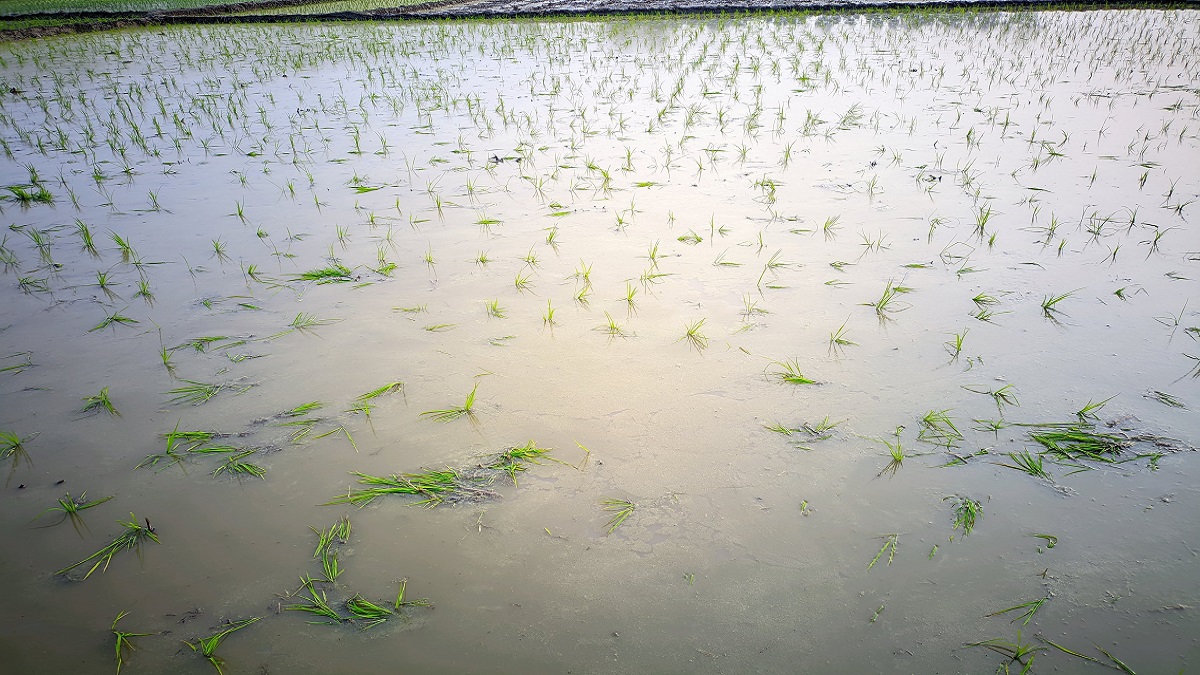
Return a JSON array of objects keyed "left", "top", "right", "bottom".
[{"left": 56, "top": 513, "right": 159, "bottom": 580}]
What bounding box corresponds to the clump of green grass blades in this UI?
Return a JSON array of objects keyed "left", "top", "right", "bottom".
[
  {"left": 770, "top": 358, "right": 816, "bottom": 384},
  {"left": 328, "top": 442, "right": 550, "bottom": 507},
  {"left": 966, "top": 631, "right": 1046, "bottom": 672},
  {"left": 995, "top": 450, "right": 1052, "bottom": 480},
  {"left": 184, "top": 617, "right": 259, "bottom": 675},
  {"left": 112, "top": 611, "right": 155, "bottom": 675},
  {"left": 56, "top": 513, "right": 159, "bottom": 580},
  {"left": 944, "top": 495, "right": 983, "bottom": 536},
  {"left": 2, "top": 429, "right": 34, "bottom": 482},
  {"left": 601, "top": 498, "right": 636, "bottom": 534},
  {"left": 30, "top": 491, "right": 113, "bottom": 535},
  {"left": 293, "top": 263, "right": 354, "bottom": 283},
  {"left": 81, "top": 387, "right": 120, "bottom": 416},
  {"left": 1028, "top": 424, "right": 1128, "bottom": 462},
  {"left": 419, "top": 383, "right": 478, "bottom": 422}
]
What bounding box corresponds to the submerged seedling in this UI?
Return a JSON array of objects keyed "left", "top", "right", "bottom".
[
  {"left": 867, "top": 533, "right": 900, "bottom": 569},
  {"left": 945, "top": 495, "right": 983, "bottom": 536},
  {"left": 987, "top": 597, "right": 1049, "bottom": 626}
]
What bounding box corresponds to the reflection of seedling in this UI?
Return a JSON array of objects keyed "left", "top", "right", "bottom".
[
  {"left": 57, "top": 513, "right": 159, "bottom": 580},
  {"left": 601, "top": 498, "right": 636, "bottom": 534}
]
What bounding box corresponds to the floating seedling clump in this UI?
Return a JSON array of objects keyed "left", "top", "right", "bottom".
[{"left": 328, "top": 441, "right": 552, "bottom": 507}]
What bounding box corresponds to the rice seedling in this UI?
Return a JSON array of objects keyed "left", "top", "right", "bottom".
[
  {"left": 1029, "top": 425, "right": 1127, "bottom": 462},
  {"left": 0, "top": 352, "right": 34, "bottom": 375},
  {"left": 184, "top": 616, "right": 259, "bottom": 675},
  {"left": 543, "top": 299, "right": 557, "bottom": 327},
  {"left": 863, "top": 279, "right": 909, "bottom": 319},
  {"left": 286, "top": 576, "right": 345, "bottom": 624},
  {"left": 867, "top": 533, "right": 900, "bottom": 569},
  {"left": 30, "top": 491, "right": 113, "bottom": 535},
  {"left": 918, "top": 410, "right": 963, "bottom": 447},
  {"left": 994, "top": 450, "right": 1052, "bottom": 480},
  {"left": 679, "top": 318, "right": 709, "bottom": 351},
  {"left": 109, "top": 611, "right": 156, "bottom": 675},
  {"left": 416, "top": 381, "right": 478, "bottom": 423},
  {"left": 328, "top": 469, "right": 464, "bottom": 508},
  {"left": 56, "top": 513, "right": 159, "bottom": 580},
  {"left": 1075, "top": 396, "right": 1115, "bottom": 422},
  {"left": 81, "top": 387, "right": 120, "bottom": 417},
  {"left": 1, "top": 430, "right": 34, "bottom": 479},
  {"left": 944, "top": 495, "right": 983, "bottom": 536},
  {"left": 594, "top": 312, "right": 630, "bottom": 338},
  {"left": 769, "top": 358, "right": 816, "bottom": 384},
  {"left": 828, "top": 321, "right": 855, "bottom": 352},
  {"left": 621, "top": 282, "right": 638, "bottom": 312},
  {"left": 485, "top": 299, "right": 506, "bottom": 319},
  {"left": 311, "top": 516, "right": 351, "bottom": 559},
  {"left": 211, "top": 450, "right": 266, "bottom": 480},
  {"left": 965, "top": 631, "right": 1046, "bottom": 670},
  {"left": 166, "top": 378, "right": 228, "bottom": 406},
  {"left": 963, "top": 383, "right": 1018, "bottom": 412},
  {"left": 986, "top": 597, "right": 1048, "bottom": 626},
  {"left": 294, "top": 263, "right": 354, "bottom": 284},
  {"left": 877, "top": 431, "right": 906, "bottom": 477},
  {"left": 601, "top": 498, "right": 636, "bottom": 534},
  {"left": 1041, "top": 289, "right": 1078, "bottom": 318},
  {"left": 514, "top": 271, "right": 534, "bottom": 293},
  {"left": 90, "top": 308, "right": 138, "bottom": 332}
]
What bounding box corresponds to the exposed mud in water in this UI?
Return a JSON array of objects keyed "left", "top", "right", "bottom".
[{"left": 0, "top": 8, "right": 1198, "bottom": 674}]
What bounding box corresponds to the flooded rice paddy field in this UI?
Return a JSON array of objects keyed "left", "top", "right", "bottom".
[{"left": 0, "top": 8, "right": 1198, "bottom": 674}]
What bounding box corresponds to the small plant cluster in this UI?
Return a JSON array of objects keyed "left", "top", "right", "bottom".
[{"left": 327, "top": 441, "right": 552, "bottom": 507}]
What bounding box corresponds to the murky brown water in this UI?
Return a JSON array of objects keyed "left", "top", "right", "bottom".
[{"left": 0, "top": 8, "right": 1198, "bottom": 674}]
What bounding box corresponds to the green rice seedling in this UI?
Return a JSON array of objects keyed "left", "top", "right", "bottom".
[
  {"left": 345, "top": 594, "right": 393, "bottom": 629},
  {"left": 944, "top": 495, "right": 983, "bottom": 536},
  {"left": 211, "top": 450, "right": 266, "bottom": 480},
  {"left": 423, "top": 245, "right": 436, "bottom": 268},
  {"left": 489, "top": 441, "right": 551, "bottom": 485},
  {"left": 918, "top": 410, "right": 963, "bottom": 447},
  {"left": 327, "top": 469, "right": 462, "bottom": 508},
  {"left": 81, "top": 387, "right": 120, "bottom": 417},
  {"left": 521, "top": 247, "right": 540, "bottom": 269},
  {"left": 184, "top": 616, "right": 260, "bottom": 675},
  {"left": 474, "top": 251, "right": 491, "bottom": 266},
  {"left": 972, "top": 293, "right": 999, "bottom": 308},
  {"left": 423, "top": 324, "right": 456, "bottom": 332},
  {"left": 986, "top": 597, "right": 1048, "bottom": 626},
  {"left": 829, "top": 321, "right": 856, "bottom": 351},
  {"left": 110, "top": 232, "right": 136, "bottom": 261},
  {"left": 112, "top": 611, "right": 155, "bottom": 674},
  {"left": 1032, "top": 533, "right": 1058, "bottom": 549},
  {"left": 352, "top": 382, "right": 404, "bottom": 416},
  {"left": 770, "top": 358, "right": 816, "bottom": 384},
  {"left": 1075, "top": 396, "right": 1115, "bottom": 422},
  {"left": 74, "top": 219, "right": 97, "bottom": 256},
  {"left": 56, "top": 513, "right": 159, "bottom": 580},
  {"left": 595, "top": 312, "right": 630, "bottom": 338},
  {"left": 514, "top": 271, "right": 534, "bottom": 293},
  {"left": 574, "top": 285, "right": 592, "bottom": 307},
  {"left": 1, "top": 430, "right": 34, "bottom": 479},
  {"left": 420, "top": 383, "right": 478, "bottom": 423},
  {"left": 964, "top": 383, "right": 1018, "bottom": 411},
  {"left": 863, "top": 279, "right": 909, "bottom": 319},
  {"left": 995, "top": 451, "right": 1052, "bottom": 480},
  {"left": 678, "top": 230, "right": 703, "bottom": 245},
  {"left": 1041, "top": 289, "right": 1078, "bottom": 318},
  {"left": 313, "top": 426, "right": 359, "bottom": 453},
  {"left": 166, "top": 380, "right": 226, "bottom": 406},
  {"left": 741, "top": 295, "right": 770, "bottom": 319},
  {"left": 1029, "top": 425, "right": 1127, "bottom": 462},
  {"left": 867, "top": 533, "right": 900, "bottom": 569},
  {"left": 679, "top": 318, "right": 709, "bottom": 351},
  {"left": 485, "top": 299, "right": 506, "bottom": 319},
  {"left": 621, "top": 282, "right": 639, "bottom": 312},
  {"left": 878, "top": 432, "right": 906, "bottom": 477},
  {"left": 966, "top": 631, "right": 1045, "bottom": 670},
  {"left": 713, "top": 250, "right": 741, "bottom": 267},
  {"left": 319, "top": 547, "right": 343, "bottom": 582},
  {"left": 311, "top": 516, "right": 351, "bottom": 560},
  {"left": 601, "top": 498, "right": 636, "bottom": 534},
  {"left": 543, "top": 300, "right": 557, "bottom": 327},
  {"left": 90, "top": 309, "right": 138, "bottom": 332},
  {"left": 0, "top": 352, "right": 34, "bottom": 375},
  {"left": 18, "top": 276, "right": 50, "bottom": 294},
  {"left": 30, "top": 491, "right": 113, "bottom": 535},
  {"left": 286, "top": 576, "right": 344, "bottom": 624},
  {"left": 393, "top": 578, "right": 431, "bottom": 610},
  {"left": 294, "top": 264, "right": 354, "bottom": 284}
]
